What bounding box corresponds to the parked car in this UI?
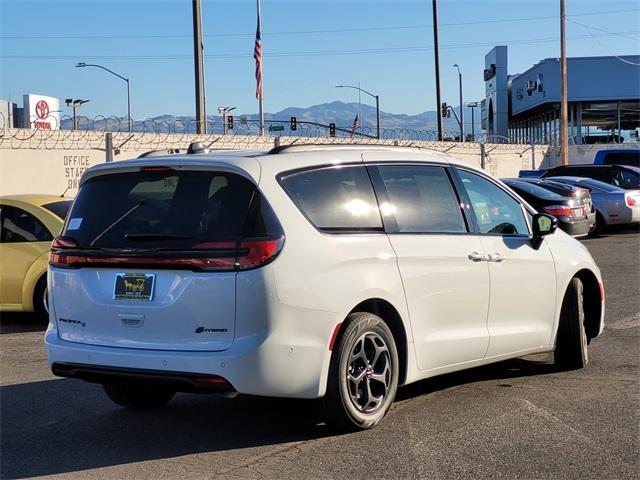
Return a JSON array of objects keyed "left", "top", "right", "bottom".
[
  {"left": 511, "top": 177, "right": 596, "bottom": 232},
  {"left": 546, "top": 176, "right": 640, "bottom": 230},
  {"left": 501, "top": 179, "right": 592, "bottom": 237},
  {"left": 0, "top": 195, "right": 72, "bottom": 318},
  {"left": 541, "top": 164, "right": 640, "bottom": 190},
  {"left": 593, "top": 149, "right": 639, "bottom": 167},
  {"left": 46, "top": 145, "right": 604, "bottom": 430}
]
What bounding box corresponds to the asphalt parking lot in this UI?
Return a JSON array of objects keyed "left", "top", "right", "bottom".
[{"left": 1, "top": 230, "right": 638, "bottom": 480}]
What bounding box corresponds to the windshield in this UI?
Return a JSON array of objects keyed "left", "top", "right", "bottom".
[
  {"left": 42, "top": 200, "right": 73, "bottom": 220},
  {"left": 63, "top": 170, "right": 265, "bottom": 250}
]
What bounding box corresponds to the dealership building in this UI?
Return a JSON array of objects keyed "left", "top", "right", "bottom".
[{"left": 482, "top": 46, "right": 640, "bottom": 145}]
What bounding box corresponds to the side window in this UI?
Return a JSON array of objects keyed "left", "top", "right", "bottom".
[
  {"left": 377, "top": 165, "right": 467, "bottom": 233},
  {"left": 0, "top": 206, "right": 53, "bottom": 243},
  {"left": 280, "top": 165, "right": 382, "bottom": 231},
  {"left": 457, "top": 170, "right": 529, "bottom": 235}
]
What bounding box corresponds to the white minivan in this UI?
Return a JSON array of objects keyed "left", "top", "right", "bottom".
[{"left": 45, "top": 145, "right": 604, "bottom": 430}]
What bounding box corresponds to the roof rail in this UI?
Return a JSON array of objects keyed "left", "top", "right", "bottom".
[{"left": 268, "top": 143, "right": 426, "bottom": 155}]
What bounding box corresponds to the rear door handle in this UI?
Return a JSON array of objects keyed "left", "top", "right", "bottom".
[
  {"left": 488, "top": 252, "right": 506, "bottom": 262},
  {"left": 468, "top": 251, "right": 488, "bottom": 262}
]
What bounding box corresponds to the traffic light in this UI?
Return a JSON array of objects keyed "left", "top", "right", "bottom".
[
  {"left": 441, "top": 103, "right": 448, "bottom": 118},
  {"left": 290, "top": 116, "right": 297, "bottom": 131},
  {"left": 227, "top": 115, "right": 234, "bottom": 130},
  {"left": 329, "top": 123, "right": 336, "bottom": 137}
]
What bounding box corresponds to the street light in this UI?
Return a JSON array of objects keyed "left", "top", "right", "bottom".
[
  {"left": 336, "top": 85, "right": 380, "bottom": 139},
  {"left": 218, "top": 106, "right": 236, "bottom": 135},
  {"left": 75, "top": 62, "right": 131, "bottom": 132},
  {"left": 65, "top": 98, "right": 90, "bottom": 131},
  {"left": 466, "top": 101, "right": 478, "bottom": 142},
  {"left": 453, "top": 64, "right": 464, "bottom": 142}
]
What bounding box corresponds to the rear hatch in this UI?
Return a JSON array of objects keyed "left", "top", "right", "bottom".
[{"left": 49, "top": 164, "right": 283, "bottom": 351}]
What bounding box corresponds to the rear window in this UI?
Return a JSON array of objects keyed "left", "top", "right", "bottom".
[
  {"left": 63, "top": 170, "right": 281, "bottom": 249},
  {"left": 42, "top": 200, "right": 72, "bottom": 220},
  {"left": 504, "top": 181, "right": 566, "bottom": 202},
  {"left": 575, "top": 179, "right": 620, "bottom": 193},
  {"left": 280, "top": 165, "right": 383, "bottom": 232},
  {"left": 602, "top": 152, "right": 640, "bottom": 167}
]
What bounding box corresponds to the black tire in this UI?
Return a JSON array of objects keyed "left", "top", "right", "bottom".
[
  {"left": 316, "top": 312, "right": 399, "bottom": 431},
  {"left": 33, "top": 276, "right": 48, "bottom": 321},
  {"left": 554, "top": 277, "right": 588, "bottom": 370},
  {"left": 102, "top": 382, "right": 175, "bottom": 410},
  {"left": 595, "top": 212, "right": 608, "bottom": 234}
]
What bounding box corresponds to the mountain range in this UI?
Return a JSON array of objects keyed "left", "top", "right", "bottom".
[{"left": 65, "top": 101, "right": 483, "bottom": 136}]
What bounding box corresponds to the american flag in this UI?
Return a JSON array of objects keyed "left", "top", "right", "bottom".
[
  {"left": 350, "top": 115, "right": 359, "bottom": 137},
  {"left": 253, "top": 8, "right": 263, "bottom": 100}
]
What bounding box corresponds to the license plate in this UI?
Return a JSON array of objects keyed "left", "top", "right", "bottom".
[{"left": 114, "top": 273, "right": 155, "bottom": 301}]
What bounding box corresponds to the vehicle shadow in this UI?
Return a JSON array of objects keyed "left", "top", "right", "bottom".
[
  {"left": 396, "top": 354, "right": 557, "bottom": 402},
  {"left": 1, "top": 354, "right": 558, "bottom": 479},
  {"left": 0, "top": 312, "right": 47, "bottom": 334}
]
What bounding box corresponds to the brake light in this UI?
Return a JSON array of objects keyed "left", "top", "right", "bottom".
[
  {"left": 625, "top": 193, "right": 639, "bottom": 207},
  {"left": 237, "top": 238, "right": 284, "bottom": 269},
  {"left": 140, "top": 166, "right": 176, "bottom": 174},
  {"left": 49, "top": 237, "right": 284, "bottom": 271},
  {"left": 543, "top": 205, "right": 573, "bottom": 217},
  {"left": 51, "top": 236, "right": 79, "bottom": 249}
]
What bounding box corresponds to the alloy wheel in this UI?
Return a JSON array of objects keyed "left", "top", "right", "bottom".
[{"left": 346, "top": 332, "right": 392, "bottom": 413}]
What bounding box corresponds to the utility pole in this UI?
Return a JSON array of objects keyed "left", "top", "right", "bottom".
[
  {"left": 467, "top": 102, "right": 478, "bottom": 141},
  {"left": 454, "top": 64, "right": 464, "bottom": 142},
  {"left": 192, "top": 0, "right": 206, "bottom": 134},
  {"left": 432, "top": 0, "right": 443, "bottom": 141},
  {"left": 560, "top": 0, "right": 569, "bottom": 165}
]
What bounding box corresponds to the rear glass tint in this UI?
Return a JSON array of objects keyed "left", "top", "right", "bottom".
[
  {"left": 602, "top": 152, "right": 639, "bottom": 167},
  {"left": 280, "top": 166, "right": 383, "bottom": 232},
  {"left": 377, "top": 165, "right": 467, "bottom": 233},
  {"left": 504, "top": 181, "right": 566, "bottom": 202},
  {"left": 42, "top": 200, "right": 73, "bottom": 220},
  {"left": 64, "top": 170, "right": 280, "bottom": 249}
]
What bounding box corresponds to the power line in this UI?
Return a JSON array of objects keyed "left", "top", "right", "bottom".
[
  {"left": 0, "top": 8, "right": 636, "bottom": 40},
  {"left": 2, "top": 30, "right": 637, "bottom": 61},
  {"left": 570, "top": 20, "right": 640, "bottom": 66}
]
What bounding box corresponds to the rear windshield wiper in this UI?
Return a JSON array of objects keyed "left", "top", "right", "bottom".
[
  {"left": 89, "top": 201, "right": 146, "bottom": 247},
  {"left": 124, "top": 233, "right": 194, "bottom": 241}
]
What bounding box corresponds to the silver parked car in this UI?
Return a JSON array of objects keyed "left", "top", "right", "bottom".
[{"left": 548, "top": 176, "right": 640, "bottom": 230}]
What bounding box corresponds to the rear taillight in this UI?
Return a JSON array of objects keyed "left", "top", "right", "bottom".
[
  {"left": 544, "top": 205, "right": 573, "bottom": 217},
  {"left": 625, "top": 193, "right": 639, "bottom": 207},
  {"left": 51, "top": 236, "right": 79, "bottom": 249},
  {"left": 49, "top": 236, "right": 284, "bottom": 271}
]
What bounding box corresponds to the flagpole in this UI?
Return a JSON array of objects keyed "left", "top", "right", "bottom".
[
  {"left": 257, "top": 0, "right": 264, "bottom": 136},
  {"left": 358, "top": 81, "right": 361, "bottom": 135}
]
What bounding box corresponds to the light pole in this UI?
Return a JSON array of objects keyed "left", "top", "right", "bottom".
[
  {"left": 453, "top": 64, "right": 464, "bottom": 142},
  {"left": 65, "top": 98, "right": 90, "bottom": 130},
  {"left": 336, "top": 85, "right": 380, "bottom": 139},
  {"left": 75, "top": 62, "right": 131, "bottom": 132},
  {"left": 218, "top": 106, "right": 236, "bottom": 135},
  {"left": 466, "top": 101, "right": 478, "bottom": 141}
]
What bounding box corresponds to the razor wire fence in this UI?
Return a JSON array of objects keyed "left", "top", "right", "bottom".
[{"left": 0, "top": 111, "right": 551, "bottom": 149}]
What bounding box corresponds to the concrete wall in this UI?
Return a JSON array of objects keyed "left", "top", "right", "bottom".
[
  {"left": 541, "top": 143, "right": 640, "bottom": 169},
  {"left": 0, "top": 128, "right": 549, "bottom": 197}
]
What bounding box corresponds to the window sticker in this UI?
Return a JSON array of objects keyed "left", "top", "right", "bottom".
[{"left": 67, "top": 217, "right": 83, "bottom": 230}]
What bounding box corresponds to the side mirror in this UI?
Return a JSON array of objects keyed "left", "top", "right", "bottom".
[{"left": 531, "top": 213, "right": 558, "bottom": 249}]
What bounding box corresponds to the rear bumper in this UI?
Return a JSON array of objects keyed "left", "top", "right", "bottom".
[
  {"left": 605, "top": 207, "right": 640, "bottom": 226},
  {"left": 558, "top": 218, "right": 591, "bottom": 237},
  {"left": 45, "top": 304, "right": 338, "bottom": 399},
  {"left": 52, "top": 362, "right": 236, "bottom": 394}
]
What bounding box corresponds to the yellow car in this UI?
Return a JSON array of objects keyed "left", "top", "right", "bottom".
[{"left": 0, "top": 195, "right": 72, "bottom": 318}]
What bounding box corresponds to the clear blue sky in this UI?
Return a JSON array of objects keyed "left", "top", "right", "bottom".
[{"left": 1, "top": 0, "right": 638, "bottom": 119}]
